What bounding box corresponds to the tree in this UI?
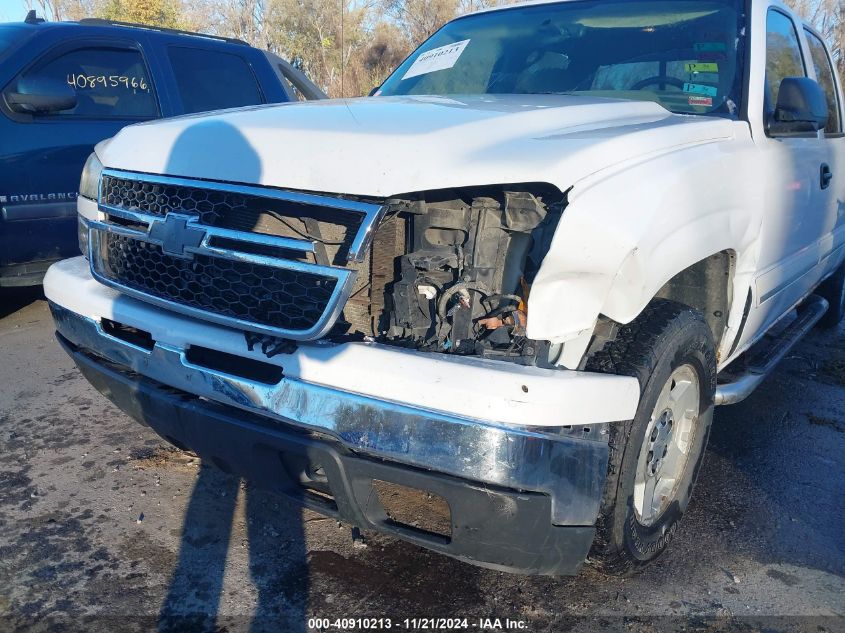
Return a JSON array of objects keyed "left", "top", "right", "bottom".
[
  {"left": 213, "top": 0, "right": 267, "bottom": 46},
  {"left": 382, "top": 0, "right": 458, "bottom": 45},
  {"left": 26, "top": 0, "right": 96, "bottom": 21},
  {"left": 27, "top": 0, "right": 202, "bottom": 29},
  {"left": 237, "top": 0, "right": 395, "bottom": 97},
  {"left": 100, "top": 0, "right": 187, "bottom": 28},
  {"left": 363, "top": 21, "right": 412, "bottom": 90},
  {"left": 259, "top": 0, "right": 356, "bottom": 96}
]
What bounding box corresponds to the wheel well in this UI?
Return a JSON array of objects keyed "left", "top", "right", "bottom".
[{"left": 653, "top": 251, "right": 735, "bottom": 349}]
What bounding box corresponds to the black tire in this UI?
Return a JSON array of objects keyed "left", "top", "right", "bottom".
[
  {"left": 585, "top": 299, "right": 717, "bottom": 575},
  {"left": 817, "top": 263, "right": 845, "bottom": 328}
]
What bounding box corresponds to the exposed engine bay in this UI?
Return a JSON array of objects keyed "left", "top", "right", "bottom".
[{"left": 335, "top": 186, "right": 565, "bottom": 365}]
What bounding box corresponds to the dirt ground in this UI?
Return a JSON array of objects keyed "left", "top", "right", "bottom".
[{"left": 0, "top": 286, "right": 843, "bottom": 633}]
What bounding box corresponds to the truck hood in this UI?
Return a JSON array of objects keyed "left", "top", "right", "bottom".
[{"left": 100, "top": 94, "right": 735, "bottom": 197}]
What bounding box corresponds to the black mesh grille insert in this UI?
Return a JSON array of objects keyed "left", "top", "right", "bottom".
[
  {"left": 101, "top": 175, "right": 361, "bottom": 264},
  {"left": 97, "top": 232, "right": 337, "bottom": 332}
]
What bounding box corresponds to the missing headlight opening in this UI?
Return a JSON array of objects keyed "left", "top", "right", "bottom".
[{"left": 333, "top": 185, "right": 566, "bottom": 366}]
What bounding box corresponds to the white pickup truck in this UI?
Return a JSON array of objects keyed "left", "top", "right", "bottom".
[{"left": 46, "top": 0, "right": 844, "bottom": 576}]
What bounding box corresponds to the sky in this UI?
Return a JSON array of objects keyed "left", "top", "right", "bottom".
[{"left": 0, "top": 0, "right": 29, "bottom": 23}]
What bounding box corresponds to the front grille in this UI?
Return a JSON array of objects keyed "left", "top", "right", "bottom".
[
  {"left": 90, "top": 170, "right": 383, "bottom": 339},
  {"left": 102, "top": 174, "right": 361, "bottom": 265},
  {"left": 97, "top": 233, "right": 337, "bottom": 332}
]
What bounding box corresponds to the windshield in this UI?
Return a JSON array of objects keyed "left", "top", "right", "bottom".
[{"left": 378, "top": 0, "right": 746, "bottom": 117}]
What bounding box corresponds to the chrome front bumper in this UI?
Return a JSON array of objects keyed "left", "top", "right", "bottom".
[{"left": 46, "top": 257, "right": 641, "bottom": 527}]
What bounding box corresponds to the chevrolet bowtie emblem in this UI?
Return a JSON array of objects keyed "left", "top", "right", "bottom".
[{"left": 148, "top": 214, "right": 206, "bottom": 258}]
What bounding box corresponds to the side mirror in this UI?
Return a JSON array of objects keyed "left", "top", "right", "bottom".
[
  {"left": 5, "top": 77, "right": 77, "bottom": 114},
  {"left": 768, "top": 77, "right": 828, "bottom": 136}
]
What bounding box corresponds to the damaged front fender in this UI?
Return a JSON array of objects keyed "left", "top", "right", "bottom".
[{"left": 526, "top": 128, "right": 759, "bottom": 367}]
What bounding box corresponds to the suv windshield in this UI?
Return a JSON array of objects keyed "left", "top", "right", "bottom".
[{"left": 378, "top": 0, "right": 746, "bottom": 117}]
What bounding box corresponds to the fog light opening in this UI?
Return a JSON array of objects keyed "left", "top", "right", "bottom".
[
  {"left": 101, "top": 318, "right": 155, "bottom": 351},
  {"left": 373, "top": 480, "right": 452, "bottom": 540}
]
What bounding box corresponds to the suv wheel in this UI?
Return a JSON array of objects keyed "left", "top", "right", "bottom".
[{"left": 585, "top": 299, "right": 716, "bottom": 575}]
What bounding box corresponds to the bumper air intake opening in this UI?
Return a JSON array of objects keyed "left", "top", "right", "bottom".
[
  {"left": 373, "top": 480, "right": 452, "bottom": 541},
  {"left": 184, "top": 345, "right": 284, "bottom": 385},
  {"left": 101, "top": 318, "right": 155, "bottom": 351}
]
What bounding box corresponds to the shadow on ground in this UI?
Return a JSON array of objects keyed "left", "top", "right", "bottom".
[
  {"left": 702, "top": 325, "right": 845, "bottom": 577},
  {"left": 150, "top": 119, "right": 313, "bottom": 632},
  {"left": 0, "top": 286, "right": 45, "bottom": 319},
  {"left": 156, "top": 465, "right": 309, "bottom": 633}
]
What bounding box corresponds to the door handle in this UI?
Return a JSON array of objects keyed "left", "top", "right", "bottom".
[{"left": 821, "top": 163, "right": 833, "bottom": 190}]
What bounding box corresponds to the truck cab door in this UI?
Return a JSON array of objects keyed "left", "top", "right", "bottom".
[
  {"left": 803, "top": 27, "right": 845, "bottom": 282},
  {"left": 751, "top": 8, "right": 830, "bottom": 334}
]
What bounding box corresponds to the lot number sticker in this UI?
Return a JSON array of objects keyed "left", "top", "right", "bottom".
[{"left": 403, "top": 39, "right": 470, "bottom": 80}]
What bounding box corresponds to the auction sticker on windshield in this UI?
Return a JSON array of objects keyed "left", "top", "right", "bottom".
[
  {"left": 403, "top": 39, "right": 470, "bottom": 80},
  {"left": 684, "top": 82, "right": 718, "bottom": 97}
]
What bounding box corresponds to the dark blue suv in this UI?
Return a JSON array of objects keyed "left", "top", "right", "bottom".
[{"left": 0, "top": 14, "right": 324, "bottom": 286}]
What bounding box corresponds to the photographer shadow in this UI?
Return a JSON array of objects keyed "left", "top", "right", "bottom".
[
  {"left": 158, "top": 462, "right": 309, "bottom": 632},
  {"left": 154, "top": 119, "right": 309, "bottom": 632}
]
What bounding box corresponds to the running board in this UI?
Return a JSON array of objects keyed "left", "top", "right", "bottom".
[{"left": 715, "top": 294, "right": 828, "bottom": 406}]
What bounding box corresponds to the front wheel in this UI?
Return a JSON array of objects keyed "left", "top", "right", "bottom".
[{"left": 585, "top": 299, "right": 716, "bottom": 575}]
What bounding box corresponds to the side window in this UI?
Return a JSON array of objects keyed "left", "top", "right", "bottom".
[
  {"left": 765, "top": 10, "right": 807, "bottom": 109},
  {"left": 168, "top": 47, "right": 264, "bottom": 114},
  {"left": 6, "top": 47, "right": 157, "bottom": 118},
  {"left": 805, "top": 29, "right": 842, "bottom": 134}
]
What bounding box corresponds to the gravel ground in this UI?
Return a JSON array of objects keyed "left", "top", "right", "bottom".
[{"left": 0, "top": 286, "right": 843, "bottom": 633}]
